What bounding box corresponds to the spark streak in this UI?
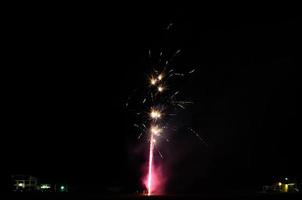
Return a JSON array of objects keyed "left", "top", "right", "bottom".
[
  {"left": 166, "top": 23, "right": 173, "bottom": 30},
  {"left": 137, "top": 132, "right": 143, "bottom": 140},
  {"left": 189, "top": 69, "right": 196, "bottom": 74},
  {"left": 177, "top": 104, "right": 186, "bottom": 109},
  {"left": 188, "top": 128, "right": 208, "bottom": 147},
  {"left": 158, "top": 150, "right": 164, "bottom": 159}
]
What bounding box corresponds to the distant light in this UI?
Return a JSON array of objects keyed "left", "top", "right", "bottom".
[
  {"left": 18, "top": 183, "right": 24, "bottom": 187},
  {"left": 60, "top": 186, "right": 65, "bottom": 190},
  {"left": 284, "top": 184, "right": 288, "bottom": 192},
  {"left": 278, "top": 182, "right": 282, "bottom": 186},
  {"left": 41, "top": 184, "right": 51, "bottom": 189},
  {"left": 285, "top": 177, "right": 288, "bottom": 181}
]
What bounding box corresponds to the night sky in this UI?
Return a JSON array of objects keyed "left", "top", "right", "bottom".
[{"left": 3, "top": 3, "right": 301, "bottom": 193}]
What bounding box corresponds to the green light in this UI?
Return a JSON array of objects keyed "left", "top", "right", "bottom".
[{"left": 60, "top": 185, "right": 65, "bottom": 191}]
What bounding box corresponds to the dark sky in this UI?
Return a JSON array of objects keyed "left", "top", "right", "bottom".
[{"left": 3, "top": 3, "right": 301, "bottom": 193}]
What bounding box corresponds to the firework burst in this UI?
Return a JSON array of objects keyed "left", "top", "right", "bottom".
[{"left": 126, "top": 23, "right": 206, "bottom": 195}]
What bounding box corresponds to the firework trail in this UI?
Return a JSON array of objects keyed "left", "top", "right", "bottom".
[
  {"left": 126, "top": 23, "right": 207, "bottom": 195},
  {"left": 147, "top": 133, "right": 154, "bottom": 195}
]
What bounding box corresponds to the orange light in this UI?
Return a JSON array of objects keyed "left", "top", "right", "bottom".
[
  {"left": 150, "top": 78, "right": 157, "bottom": 85},
  {"left": 158, "top": 86, "right": 164, "bottom": 92}
]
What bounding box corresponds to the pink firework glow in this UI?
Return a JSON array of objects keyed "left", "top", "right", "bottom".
[
  {"left": 143, "top": 124, "right": 165, "bottom": 195},
  {"left": 143, "top": 145, "right": 165, "bottom": 195},
  {"left": 147, "top": 133, "right": 154, "bottom": 195}
]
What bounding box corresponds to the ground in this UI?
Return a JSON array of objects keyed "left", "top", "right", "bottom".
[{"left": 4, "top": 193, "right": 302, "bottom": 200}]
